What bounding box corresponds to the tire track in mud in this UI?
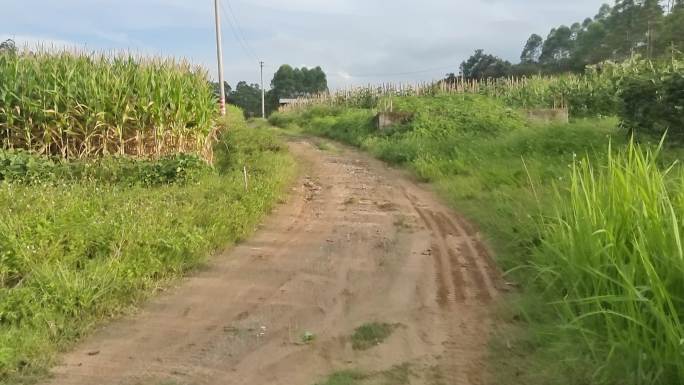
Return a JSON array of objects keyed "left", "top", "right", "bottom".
[
  {"left": 429, "top": 244, "right": 451, "bottom": 308},
  {"left": 402, "top": 189, "right": 500, "bottom": 305},
  {"left": 435, "top": 211, "right": 499, "bottom": 298},
  {"left": 401, "top": 188, "right": 499, "bottom": 385}
]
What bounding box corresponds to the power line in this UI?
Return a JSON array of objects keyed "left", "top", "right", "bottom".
[
  {"left": 224, "top": 0, "right": 258, "bottom": 59},
  {"left": 218, "top": 2, "right": 255, "bottom": 61},
  {"left": 218, "top": 0, "right": 258, "bottom": 62}
]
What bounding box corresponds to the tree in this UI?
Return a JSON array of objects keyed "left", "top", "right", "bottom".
[
  {"left": 595, "top": 3, "right": 612, "bottom": 20},
  {"left": 229, "top": 81, "right": 262, "bottom": 118},
  {"left": 460, "top": 0, "right": 677, "bottom": 80},
  {"left": 540, "top": 26, "right": 575, "bottom": 67},
  {"left": 268, "top": 64, "right": 328, "bottom": 113},
  {"left": 444, "top": 73, "right": 459, "bottom": 83},
  {"left": 270, "top": 65, "right": 328, "bottom": 99},
  {"left": 270, "top": 64, "right": 298, "bottom": 100},
  {"left": 212, "top": 81, "right": 231, "bottom": 100},
  {"left": 658, "top": 4, "right": 684, "bottom": 54},
  {"left": 460, "top": 49, "right": 512, "bottom": 79},
  {"left": 520, "top": 34, "right": 543, "bottom": 63},
  {"left": 603, "top": 0, "right": 663, "bottom": 59},
  {"left": 573, "top": 19, "right": 610, "bottom": 68},
  {"left": 0, "top": 39, "right": 16, "bottom": 55},
  {"left": 302, "top": 66, "right": 327, "bottom": 94}
]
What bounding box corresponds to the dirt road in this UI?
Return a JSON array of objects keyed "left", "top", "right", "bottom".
[{"left": 45, "top": 137, "right": 501, "bottom": 385}]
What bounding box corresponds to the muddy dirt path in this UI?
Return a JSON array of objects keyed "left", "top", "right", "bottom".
[{"left": 45, "top": 137, "right": 501, "bottom": 385}]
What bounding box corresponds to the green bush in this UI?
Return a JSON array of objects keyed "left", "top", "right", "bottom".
[
  {"left": 620, "top": 69, "right": 684, "bottom": 138},
  {"left": 268, "top": 111, "right": 297, "bottom": 128}
]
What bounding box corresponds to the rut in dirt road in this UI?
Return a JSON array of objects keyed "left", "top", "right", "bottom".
[{"left": 44, "top": 138, "right": 501, "bottom": 385}]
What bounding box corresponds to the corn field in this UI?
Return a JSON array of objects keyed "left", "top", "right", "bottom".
[
  {"left": 281, "top": 58, "right": 677, "bottom": 118},
  {"left": 282, "top": 74, "right": 623, "bottom": 117},
  {"left": 0, "top": 50, "right": 218, "bottom": 159}
]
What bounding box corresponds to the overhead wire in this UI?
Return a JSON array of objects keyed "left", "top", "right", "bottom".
[
  {"left": 215, "top": 0, "right": 457, "bottom": 82},
  {"left": 224, "top": 0, "right": 259, "bottom": 60},
  {"left": 218, "top": 0, "right": 259, "bottom": 62}
]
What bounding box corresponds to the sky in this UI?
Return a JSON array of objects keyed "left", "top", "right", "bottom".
[{"left": 3, "top": 0, "right": 609, "bottom": 90}]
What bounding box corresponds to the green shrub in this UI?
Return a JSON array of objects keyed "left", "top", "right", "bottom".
[
  {"left": 350, "top": 323, "right": 397, "bottom": 351},
  {"left": 268, "top": 111, "right": 297, "bottom": 128},
  {"left": 620, "top": 69, "right": 684, "bottom": 138}
]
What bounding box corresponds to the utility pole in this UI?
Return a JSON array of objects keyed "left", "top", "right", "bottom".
[
  {"left": 260, "top": 61, "right": 266, "bottom": 119},
  {"left": 214, "top": 0, "right": 226, "bottom": 116}
]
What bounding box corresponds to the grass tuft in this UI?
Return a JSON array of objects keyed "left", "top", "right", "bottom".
[
  {"left": 314, "top": 371, "right": 368, "bottom": 385},
  {"left": 351, "top": 323, "right": 398, "bottom": 351},
  {"left": 314, "top": 365, "right": 411, "bottom": 385}
]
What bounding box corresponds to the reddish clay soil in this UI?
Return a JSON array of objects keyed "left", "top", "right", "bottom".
[{"left": 44, "top": 137, "right": 501, "bottom": 385}]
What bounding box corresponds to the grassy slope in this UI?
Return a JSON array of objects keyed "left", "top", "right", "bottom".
[
  {"left": 270, "top": 95, "right": 683, "bottom": 385},
  {"left": 0, "top": 110, "right": 296, "bottom": 383}
]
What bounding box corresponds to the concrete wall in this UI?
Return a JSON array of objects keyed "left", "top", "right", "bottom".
[
  {"left": 375, "top": 112, "right": 414, "bottom": 130},
  {"left": 525, "top": 108, "right": 569, "bottom": 124}
]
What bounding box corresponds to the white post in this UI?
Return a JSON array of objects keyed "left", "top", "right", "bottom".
[
  {"left": 260, "top": 61, "right": 266, "bottom": 118},
  {"left": 214, "top": 0, "right": 226, "bottom": 116}
]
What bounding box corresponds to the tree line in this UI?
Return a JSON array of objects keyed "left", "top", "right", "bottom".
[
  {"left": 454, "top": 0, "right": 684, "bottom": 79},
  {"left": 216, "top": 65, "right": 328, "bottom": 118},
  {"left": 0, "top": 39, "right": 16, "bottom": 54}
]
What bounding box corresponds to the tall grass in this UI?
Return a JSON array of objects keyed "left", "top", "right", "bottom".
[
  {"left": 0, "top": 50, "right": 217, "bottom": 159},
  {"left": 533, "top": 141, "right": 684, "bottom": 384}
]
